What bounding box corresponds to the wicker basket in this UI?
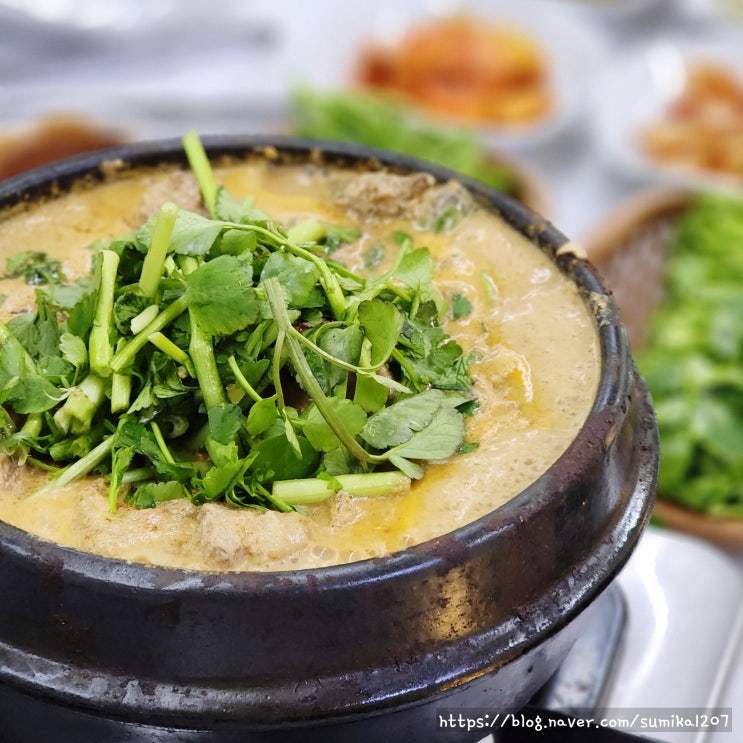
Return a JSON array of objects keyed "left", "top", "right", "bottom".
[{"left": 584, "top": 187, "right": 743, "bottom": 548}]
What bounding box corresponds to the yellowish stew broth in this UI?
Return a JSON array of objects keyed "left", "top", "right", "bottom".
[{"left": 0, "top": 158, "right": 598, "bottom": 571}]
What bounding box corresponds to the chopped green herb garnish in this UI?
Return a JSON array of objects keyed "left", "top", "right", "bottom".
[
  {"left": 5, "top": 250, "right": 65, "bottom": 285},
  {"left": 451, "top": 293, "right": 473, "bottom": 320},
  {"left": 0, "top": 131, "right": 478, "bottom": 513},
  {"left": 481, "top": 271, "right": 499, "bottom": 303}
]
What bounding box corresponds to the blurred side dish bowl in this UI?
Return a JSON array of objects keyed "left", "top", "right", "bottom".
[
  {"left": 592, "top": 36, "right": 743, "bottom": 192},
  {"left": 354, "top": 14, "right": 553, "bottom": 128},
  {"left": 341, "top": 5, "right": 603, "bottom": 150},
  {"left": 0, "top": 116, "right": 126, "bottom": 180}
]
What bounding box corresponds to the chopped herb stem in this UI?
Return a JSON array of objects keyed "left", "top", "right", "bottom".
[
  {"left": 287, "top": 217, "right": 326, "bottom": 244},
  {"left": 27, "top": 435, "right": 114, "bottom": 500},
  {"left": 273, "top": 471, "right": 411, "bottom": 504},
  {"left": 110, "top": 371, "right": 131, "bottom": 414},
  {"left": 189, "top": 313, "right": 227, "bottom": 410},
  {"left": 139, "top": 202, "right": 178, "bottom": 299},
  {"left": 148, "top": 331, "right": 189, "bottom": 365},
  {"left": 20, "top": 412, "right": 43, "bottom": 437},
  {"left": 110, "top": 338, "right": 131, "bottom": 413},
  {"left": 183, "top": 130, "right": 218, "bottom": 217},
  {"left": 15, "top": 412, "right": 43, "bottom": 464},
  {"left": 391, "top": 348, "right": 419, "bottom": 384},
  {"left": 53, "top": 374, "right": 106, "bottom": 434},
  {"left": 265, "top": 277, "right": 382, "bottom": 465},
  {"left": 151, "top": 421, "right": 176, "bottom": 465},
  {"left": 181, "top": 252, "right": 227, "bottom": 409},
  {"left": 120, "top": 466, "right": 157, "bottom": 483},
  {"left": 130, "top": 304, "right": 159, "bottom": 334},
  {"left": 227, "top": 355, "right": 262, "bottom": 404},
  {"left": 25, "top": 456, "right": 61, "bottom": 473},
  {"left": 110, "top": 295, "right": 188, "bottom": 373},
  {"left": 272, "top": 329, "right": 287, "bottom": 411},
  {"left": 88, "top": 249, "right": 120, "bottom": 377}
]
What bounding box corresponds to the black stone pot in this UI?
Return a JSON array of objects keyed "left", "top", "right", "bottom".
[{"left": 0, "top": 137, "right": 658, "bottom": 743}]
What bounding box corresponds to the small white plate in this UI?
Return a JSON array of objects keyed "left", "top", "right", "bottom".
[{"left": 591, "top": 34, "right": 743, "bottom": 192}]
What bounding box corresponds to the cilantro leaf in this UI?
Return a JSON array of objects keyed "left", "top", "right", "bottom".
[
  {"left": 59, "top": 332, "right": 88, "bottom": 370},
  {"left": 260, "top": 251, "right": 323, "bottom": 308},
  {"left": 358, "top": 300, "right": 403, "bottom": 367},
  {"left": 246, "top": 396, "right": 279, "bottom": 437},
  {"left": 385, "top": 406, "right": 465, "bottom": 460},
  {"left": 194, "top": 459, "right": 250, "bottom": 503},
  {"left": 219, "top": 228, "right": 257, "bottom": 257},
  {"left": 451, "top": 293, "right": 473, "bottom": 320},
  {"left": 208, "top": 403, "right": 243, "bottom": 445},
  {"left": 392, "top": 247, "right": 434, "bottom": 290},
  {"left": 126, "top": 480, "right": 187, "bottom": 509},
  {"left": 138, "top": 209, "right": 223, "bottom": 257},
  {"left": 303, "top": 399, "right": 367, "bottom": 452},
  {"left": 214, "top": 187, "right": 271, "bottom": 225},
  {"left": 185, "top": 255, "right": 259, "bottom": 335},
  {"left": 249, "top": 434, "right": 320, "bottom": 482},
  {"left": 0, "top": 326, "right": 61, "bottom": 413},
  {"left": 361, "top": 388, "right": 448, "bottom": 448},
  {"left": 306, "top": 324, "right": 363, "bottom": 393}
]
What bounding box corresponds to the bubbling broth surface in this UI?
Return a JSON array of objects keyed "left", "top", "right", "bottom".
[{"left": 0, "top": 157, "right": 598, "bottom": 571}]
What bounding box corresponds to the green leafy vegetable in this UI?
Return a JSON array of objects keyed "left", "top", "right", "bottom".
[
  {"left": 185, "top": 254, "right": 259, "bottom": 335},
  {"left": 635, "top": 193, "right": 743, "bottom": 518},
  {"left": 0, "top": 131, "right": 478, "bottom": 514}
]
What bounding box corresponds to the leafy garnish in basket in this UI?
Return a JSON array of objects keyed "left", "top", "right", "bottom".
[
  {"left": 0, "top": 131, "right": 477, "bottom": 513},
  {"left": 635, "top": 193, "right": 743, "bottom": 518}
]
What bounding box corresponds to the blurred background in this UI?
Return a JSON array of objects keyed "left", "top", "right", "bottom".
[
  {"left": 2, "top": 0, "right": 742, "bottom": 234},
  {"left": 2, "top": 0, "right": 743, "bottom": 738}
]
